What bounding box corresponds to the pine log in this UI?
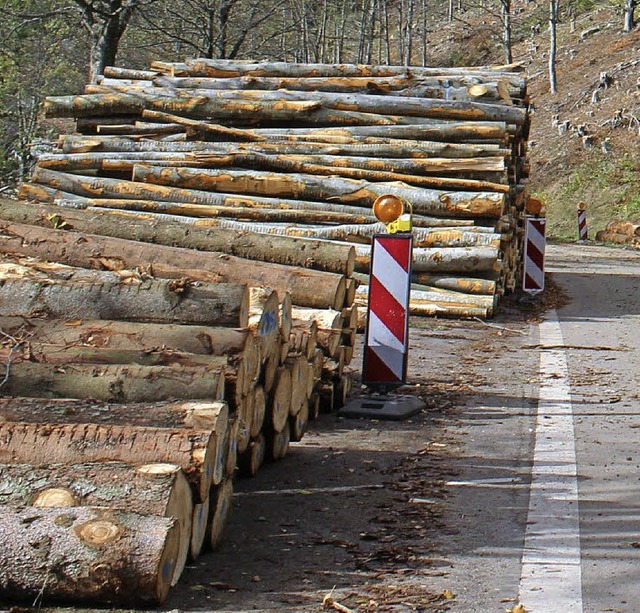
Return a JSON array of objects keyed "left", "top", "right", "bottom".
[
  {"left": 0, "top": 422, "right": 217, "bottom": 502},
  {"left": 30, "top": 166, "right": 393, "bottom": 220},
  {"left": 250, "top": 386, "right": 266, "bottom": 439},
  {"left": 290, "top": 398, "right": 309, "bottom": 442},
  {"left": 1, "top": 318, "right": 255, "bottom": 370},
  {"left": 0, "top": 505, "right": 179, "bottom": 605},
  {"left": 265, "top": 421, "right": 291, "bottom": 461},
  {"left": 352, "top": 243, "right": 501, "bottom": 273},
  {"left": 0, "top": 219, "right": 348, "bottom": 311},
  {"left": 7, "top": 318, "right": 253, "bottom": 360},
  {"left": 0, "top": 198, "right": 355, "bottom": 278},
  {"left": 151, "top": 75, "right": 520, "bottom": 100},
  {"left": 0, "top": 461, "right": 192, "bottom": 585},
  {"left": 77, "top": 85, "right": 526, "bottom": 125},
  {"left": 0, "top": 276, "right": 249, "bottom": 327},
  {"left": 604, "top": 221, "right": 640, "bottom": 237},
  {"left": 43, "top": 91, "right": 467, "bottom": 127},
  {"left": 102, "top": 66, "right": 159, "bottom": 80},
  {"left": 269, "top": 367, "right": 292, "bottom": 432},
  {"left": 176, "top": 58, "right": 526, "bottom": 84},
  {"left": 0, "top": 361, "right": 225, "bottom": 404},
  {"left": 411, "top": 273, "right": 497, "bottom": 295}
]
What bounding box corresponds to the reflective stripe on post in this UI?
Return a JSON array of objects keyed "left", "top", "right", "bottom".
[{"left": 523, "top": 215, "right": 546, "bottom": 295}]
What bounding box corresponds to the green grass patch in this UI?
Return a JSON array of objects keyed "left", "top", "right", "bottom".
[{"left": 535, "top": 152, "right": 640, "bottom": 241}]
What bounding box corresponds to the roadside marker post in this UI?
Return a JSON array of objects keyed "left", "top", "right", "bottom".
[
  {"left": 577, "top": 203, "right": 588, "bottom": 241},
  {"left": 523, "top": 215, "right": 546, "bottom": 295},
  {"left": 340, "top": 195, "right": 424, "bottom": 420}
]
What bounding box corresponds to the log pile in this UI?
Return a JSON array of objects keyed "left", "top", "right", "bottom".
[
  {"left": 595, "top": 220, "right": 640, "bottom": 247},
  {"left": 0, "top": 58, "right": 531, "bottom": 605},
  {"left": 20, "top": 58, "right": 531, "bottom": 319},
  {"left": 0, "top": 213, "right": 354, "bottom": 605}
]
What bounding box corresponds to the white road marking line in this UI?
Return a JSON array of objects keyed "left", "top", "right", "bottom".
[{"left": 519, "top": 310, "right": 583, "bottom": 612}]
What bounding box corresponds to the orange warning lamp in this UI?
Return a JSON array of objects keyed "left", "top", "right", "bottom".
[{"left": 372, "top": 194, "right": 412, "bottom": 233}]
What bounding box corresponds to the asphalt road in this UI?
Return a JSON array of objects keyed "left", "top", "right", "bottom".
[
  {"left": 29, "top": 242, "right": 640, "bottom": 613},
  {"left": 431, "top": 242, "right": 640, "bottom": 613}
]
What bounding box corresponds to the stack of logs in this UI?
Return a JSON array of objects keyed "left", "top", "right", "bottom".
[
  {"left": 0, "top": 198, "right": 356, "bottom": 603},
  {"left": 21, "top": 58, "right": 531, "bottom": 319},
  {"left": 595, "top": 220, "right": 640, "bottom": 247},
  {"left": 0, "top": 58, "right": 530, "bottom": 605}
]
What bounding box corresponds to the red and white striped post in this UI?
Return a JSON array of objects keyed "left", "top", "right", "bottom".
[
  {"left": 523, "top": 216, "right": 546, "bottom": 295},
  {"left": 577, "top": 203, "right": 588, "bottom": 241},
  {"left": 362, "top": 234, "right": 413, "bottom": 388}
]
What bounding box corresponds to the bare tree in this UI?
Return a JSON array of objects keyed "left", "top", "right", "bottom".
[
  {"left": 501, "top": 0, "right": 512, "bottom": 63},
  {"left": 71, "top": 0, "right": 159, "bottom": 82},
  {"left": 549, "top": 0, "right": 558, "bottom": 93},
  {"left": 624, "top": 0, "right": 637, "bottom": 31}
]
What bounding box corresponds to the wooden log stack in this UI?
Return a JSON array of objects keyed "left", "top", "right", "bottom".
[
  {"left": 0, "top": 58, "right": 531, "bottom": 605},
  {"left": 21, "top": 58, "right": 531, "bottom": 319},
  {"left": 595, "top": 220, "right": 640, "bottom": 247},
  {"left": 0, "top": 211, "right": 355, "bottom": 605}
]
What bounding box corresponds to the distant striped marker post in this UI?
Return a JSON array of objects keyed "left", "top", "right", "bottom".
[
  {"left": 577, "top": 203, "right": 588, "bottom": 241},
  {"left": 362, "top": 234, "right": 413, "bottom": 389},
  {"left": 523, "top": 216, "right": 546, "bottom": 295}
]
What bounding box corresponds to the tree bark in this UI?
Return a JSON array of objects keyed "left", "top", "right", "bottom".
[
  {"left": 0, "top": 219, "right": 349, "bottom": 311},
  {"left": 0, "top": 461, "right": 192, "bottom": 586},
  {"left": 0, "top": 275, "right": 249, "bottom": 328},
  {"left": 0, "top": 198, "right": 354, "bottom": 278},
  {"left": 0, "top": 397, "right": 228, "bottom": 433},
  {"left": 0, "top": 362, "right": 226, "bottom": 405},
  {"left": 0, "top": 422, "right": 217, "bottom": 502},
  {"left": 0, "top": 506, "right": 179, "bottom": 605}
]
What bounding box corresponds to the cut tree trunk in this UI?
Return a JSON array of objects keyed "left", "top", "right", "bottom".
[
  {"left": 0, "top": 461, "right": 193, "bottom": 586},
  {"left": 0, "top": 276, "right": 249, "bottom": 327},
  {"left": 0, "top": 505, "right": 179, "bottom": 605},
  {"left": 207, "top": 478, "right": 234, "bottom": 550},
  {"left": 0, "top": 198, "right": 355, "bottom": 278},
  {"left": 0, "top": 362, "right": 226, "bottom": 404},
  {"left": 0, "top": 422, "right": 217, "bottom": 502},
  {"left": 0, "top": 219, "right": 347, "bottom": 311},
  {"left": 0, "top": 397, "right": 228, "bottom": 433},
  {"left": 3, "top": 318, "right": 254, "bottom": 359}
]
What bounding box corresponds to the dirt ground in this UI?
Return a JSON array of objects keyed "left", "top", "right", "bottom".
[{"left": 157, "top": 294, "right": 550, "bottom": 613}]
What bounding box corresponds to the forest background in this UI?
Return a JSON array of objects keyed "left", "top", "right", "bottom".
[{"left": 2, "top": 0, "right": 640, "bottom": 238}]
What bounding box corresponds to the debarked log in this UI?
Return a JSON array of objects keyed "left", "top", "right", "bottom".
[
  {"left": 0, "top": 505, "right": 179, "bottom": 605},
  {"left": 0, "top": 421, "right": 218, "bottom": 502}
]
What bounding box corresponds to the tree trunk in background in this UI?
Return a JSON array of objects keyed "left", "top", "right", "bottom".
[
  {"left": 502, "top": 0, "right": 513, "bottom": 64},
  {"left": 549, "top": 0, "right": 558, "bottom": 94},
  {"left": 624, "top": 0, "right": 637, "bottom": 31}
]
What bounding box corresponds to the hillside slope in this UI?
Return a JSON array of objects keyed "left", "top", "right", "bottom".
[{"left": 521, "top": 5, "right": 640, "bottom": 239}]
